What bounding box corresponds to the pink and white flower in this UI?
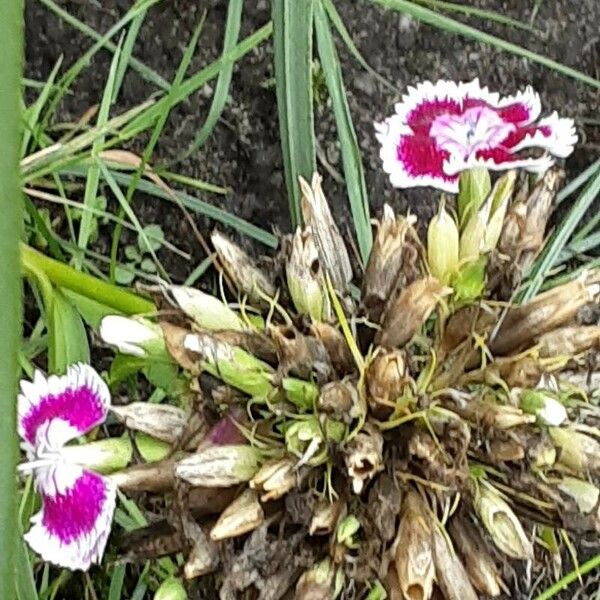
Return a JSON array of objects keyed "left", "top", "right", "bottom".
[
  {"left": 17, "top": 363, "right": 115, "bottom": 571},
  {"left": 375, "top": 79, "right": 577, "bottom": 193}
]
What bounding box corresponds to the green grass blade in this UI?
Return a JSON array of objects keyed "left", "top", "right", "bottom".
[
  {"left": 413, "top": 0, "right": 535, "bottom": 31},
  {"left": 315, "top": 0, "right": 372, "bottom": 263},
  {"left": 180, "top": 0, "right": 243, "bottom": 160},
  {"left": 520, "top": 164, "right": 600, "bottom": 302},
  {"left": 108, "top": 564, "right": 127, "bottom": 600},
  {"left": 15, "top": 535, "right": 38, "bottom": 600},
  {"left": 272, "top": 0, "right": 316, "bottom": 226},
  {"left": 556, "top": 159, "right": 600, "bottom": 206},
  {"left": 38, "top": 0, "right": 169, "bottom": 91},
  {"left": 368, "top": 0, "right": 600, "bottom": 88},
  {"left": 76, "top": 36, "right": 123, "bottom": 267},
  {"left": 21, "top": 56, "right": 62, "bottom": 158},
  {"left": 322, "top": 0, "right": 398, "bottom": 93},
  {"left": 0, "top": 0, "right": 22, "bottom": 595},
  {"left": 535, "top": 552, "right": 600, "bottom": 600},
  {"left": 112, "top": 8, "right": 149, "bottom": 102}
]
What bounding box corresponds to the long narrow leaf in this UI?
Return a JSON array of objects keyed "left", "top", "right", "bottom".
[
  {"left": 315, "top": 1, "right": 372, "bottom": 263},
  {"left": 520, "top": 165, "right": 600, "bottom": 302},
  {"left": 0, "top": 0, "right": 22, "bottom": 594},
  {"left": 272, "top": 0, "right": 316, "bottom": 226},
  {"left": 368, "top": 0, "right": 600, "bottom": 88},
  {"left": 181, "top": 0, "right": 243, "bottom": 159}
]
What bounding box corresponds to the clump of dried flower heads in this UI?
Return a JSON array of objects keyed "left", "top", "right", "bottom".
[{"left": 17, "top": 81, "right": 599, "bottom": 600}]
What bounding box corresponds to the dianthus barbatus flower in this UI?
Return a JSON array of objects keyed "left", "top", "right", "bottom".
[
  {"left": 17, "top": 363, "right": 115, "bottom": 571},
  {"left": 375, "top": 79, "right": 577, "bottom": 193}
]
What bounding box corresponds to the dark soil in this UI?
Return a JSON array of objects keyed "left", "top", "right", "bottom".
[{"left": 24, "top": 0, "right": 600, "bottom": 597}]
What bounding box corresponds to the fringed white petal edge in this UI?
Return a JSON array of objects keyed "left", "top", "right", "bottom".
[{"left": 510, "top": 113, "right": 578, "bottom": 158}]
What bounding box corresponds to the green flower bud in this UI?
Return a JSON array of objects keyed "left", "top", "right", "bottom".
[
  {"left": 135, "top": 432, "right": 171, "bottom": 463},
  {"left": 336, "top": 514, "right": 361, "bottom": 547},
  {"left": 99, "top": 315, "right": 165, "bottom": 357},
  {"left": 154, "top": 578, "right": 187, "bottom": 600},
  {"left": 60, "top": 436, "right": 132, "bottom": 474},
  {"left": 458, "top": 167, "right": 491, "bottom": 226},
  {"left": 427, "top": 200, "right": 459, "bottom": 284},
  {"left": 482, "top": 170, "right": 516, "bottom": 252},
  {"left": 168, "top": 285, "right": 245, "bottom": 331}
]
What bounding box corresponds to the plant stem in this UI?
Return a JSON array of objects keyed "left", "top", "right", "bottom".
[
  {"left": 21, "top": 244, "right": 154, "bottom": 315},
  {"left": 0, "top": 0, "right": 23, "bottom": 593}
]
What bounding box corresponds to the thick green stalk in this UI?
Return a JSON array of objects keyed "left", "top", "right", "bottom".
[
  {"left": 0, "top": 0, "right": 23, "bottom": 592},
  {"left": 21, "top": 244, "right": 154, "bottom": 315}
]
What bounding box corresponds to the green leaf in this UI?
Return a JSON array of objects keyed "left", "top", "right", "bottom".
[
  {"left": 125, "top": 244, "right": 141, "bottom": 261},
  {"left": 140, "top": 258, "right": 157, "bottom": 273},
  {"left": 61, "top": 288, "right": 121, "bottom": 329},
  {"left": 315, "top": 1, "right": 372, "bottom": 263},
  {"left": 108, "top": 564, "right": 126, "bottom": 600},
  {"left": 272, "top": 0, "right": 317, "bottom": 226},
  {"left": 114, "top": 264, "right": 136, "bottom": 285},
  {"left": 48, "top": 288, "right": 91, "bottom": 374},
  {"left": 138, "top": 224, "right": 164, "bottom": 253},
  {"left": 14, "top": 534, "right": 38, "bottom": 600},
  {"left": 368, "top": 0, "right": 600, "bottom": 88},
  {"left": 181, "top": 0, "right": 244, "bottom": 159}
]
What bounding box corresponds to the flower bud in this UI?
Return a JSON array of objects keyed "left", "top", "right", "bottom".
[
  {"left": 318, "top": 380, "right": 358, "bottom": 422},
  {"left": 154, "top": 578, "right": 187, "bottom": 600},
  {"left": 366, "top": 349, "right": 410, "bottom": 418},
  {"left": 250, "top": 457, "right": 297, "bottom": 501},
  {"left": 111, "top": 402, "right": 188, "bottom": 443},
  {"left": 135, "top": 432, "right": 171, "bottom": 462},
  {"left": 432, "top": 527, "right": 478, "bottom": 600},
  {"left": 285, "top": 418, "right": 325, "bottom": 466},
  {"left": 108, "top": 457, "right": 176, "bottom": 493},
  {"left": 344, "top": 423, "right": 384, "bottom": 494},
  {"left": 475, "top": 486, "right": 533, "bottom": 559},
  {"left": 394, "top": 490, "right": 435, "bottom": 600},
  {"left": 482, "top": 170, "right": 516, "bottom": 252},
  {"left": 60, "top": 436, "right": 133, "bottom": 473},
  {"left": 558, "top": 476, "right": 600, "bottom": 514},
  {"left": 459, "top": 204, "right": 488, "bottom": 262},
  {"left": 282, "top": 377, "right": 319, "bottom": 411},
  {"left": 210, "top": 489, "right": 264, "bottom": 541},
  {"left": 167, "top": 285, "right": 245, "bottom": 331},
  {"left": 378, "top": 277, "right": 451, "bottom": 349},
  {"left": 448, "top": 517, "right": 503, "bottom": 597},
  {"left": 457, "top": 167, "right": 491, "bottom": 226},
  {"left": 184, "top": 333, "right": 274, "bottom": 398},
  {"left": 549, "top": 427, "right": 600, "bottom": 475},
  {"left": 211, "top": 230, "right": 275, "bottom": 303},
  {"left": 309, "top": 499, "right": 343, "bottom": 536},
  {"left": 99, "top": 315, "right": 164, "bottom": 357},
  {"left": 336, "top": 514, "right": 360, "bottom": 547},
  {"left": 427, "top": 200, "right": 459, "bottom": 284},
  {"left": 175, "top": 444, "right": 260, "bottom": 487},
  {"left": 286, "top": 227, "right": 331, "bottom": 321},
  {"left": 300, "top": 173, "right": 352, "bottom": 295},
  {"left": 519, "top": 390, "right": 567, "bottom": 426},
  {"left": 363, "top": 205, "right": 421, "bottom": 321},
  {"left": 452, "top": 256, "right": 486, "bottom": 304}
]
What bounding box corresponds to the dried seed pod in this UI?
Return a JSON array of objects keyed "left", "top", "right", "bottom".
[
  {"left": 111, "top": 402, "right": 188, "bottom": 444},
  {"left": 363, "top": 205, "right": 421, "bottom": 321},
  {"left": 300, "top": 173, "right": 352, "bottom": 295},
  {"left": 250, "top": 456, "right": 297, "bottom": 501},
  {"left": 475, "top": 486, "right": 533, "bottom": 559},
  {"left": 384, "top": 564, "right": 404, "bottom": 600},
  {"left": 109, "top": 456, "right": 178, "bottom": 493},
  {"left": 558, "top": 477, "right": 600, "bottom": 515},
  {"left": 211, "top": 230, "right": 275, "bottom": 303},
  {"left": 270, "top": 324, "right": 332, "bottom": 382},
  {"left": 489, "top": 169, "right": 562, "bottom": 298},
  {"left": 537, "top": 325, "right": 600, "bottom": 358},
  {"left": 310, "top": 321, "right": 355, "bottom": 376},
  {"left": 286, "top": 227, "right": 331, "bottom": 321},
  {"left": 167, "top": 285, "right": 245, "bottom": 332},
  {"left": 210, "top": 489, "right": 264, "bottom": 541},
  {"left": 318, "top": 380, "right": 358, "bottom": 422},
  {"left": 427, "top": 200, "right": 459, "bottom": 285},
  {"left": 448, "top": 517, "right": 503, "bottom": 597},
  {"left": 393, "top": 490, "right": 435, "bottom": 600},
  {"left": 366, "top": 349, "right": 411, "bottom": 418},
  {"left": 490, "top": 275, "right": 600, "bottom": 355},
  {"left": 175, "top": 445, "right": 260, "bottom": 487},
  {"left": 309, "top": 499, "right": 343, "bottom": 536},
  {"left": 432, "top": 527, "right": 478, "bottom": 600},
  {"left": 344, "top": 423, "right": 384, "bottom": 494},
  {"left": 550, "top": 427, "right": 600, "bottom": 475},
  {"left": 453, "top": 398, "right": 535, "bottom": 429},
  {"left": 378, "top": 277, "right": 451, "bottom": 349},
  {"left": 183, "top": 519, "right": 219, "bottom": 579}
]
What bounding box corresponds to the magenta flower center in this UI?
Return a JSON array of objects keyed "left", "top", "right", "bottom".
[{"left": 430, "top": 106, "right": 515, "bottom": 162}]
